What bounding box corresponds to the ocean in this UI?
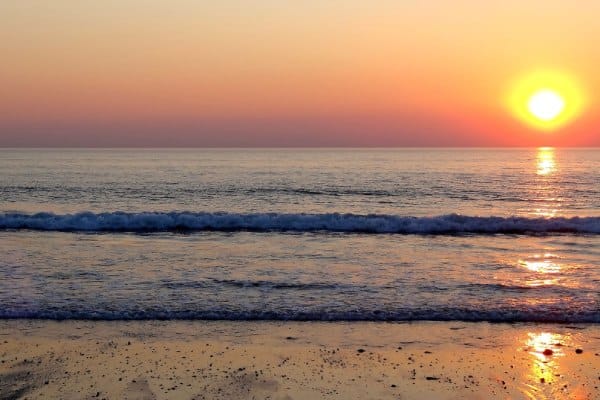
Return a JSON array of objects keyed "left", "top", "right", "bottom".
[{"left": 1, "top": 148, "right": 599, "bottom": 322}]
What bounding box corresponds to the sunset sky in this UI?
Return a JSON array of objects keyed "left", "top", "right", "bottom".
[{"left": 1, "top": 1, "right": 599, "bottom": 147}]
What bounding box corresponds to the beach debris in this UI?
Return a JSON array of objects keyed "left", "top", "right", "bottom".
[
  {"left": 542, "top": 349, "right": 553, "bottom": 356},
  {"left": 357, "top": 348, "right": 365, "bottom": 353},
  {"left": 575, "top": 348, "right": 583, "bottom": 354},
  {"left": 426, "top": 376, "right": 440, "bottom": 380}
]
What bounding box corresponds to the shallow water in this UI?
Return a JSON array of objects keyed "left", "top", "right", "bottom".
[{"left": 1, "top": 148, "right": 599, "bottom": 321}]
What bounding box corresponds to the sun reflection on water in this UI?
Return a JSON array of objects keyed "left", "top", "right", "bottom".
[
  {"left": 532, "top": 208, "right": 559, "bottom": 218},
  {"left": 517, "top": 253, "right": 564, "bottom": 288},
  {"left": 537, "top": 147, "right": 557, "bottom": 176},
  {"left": 519, "top": 254, "right": 562, "bottom": 274},
  {"left": 530, "top": 147, "right": 563, "bottom": 218}
]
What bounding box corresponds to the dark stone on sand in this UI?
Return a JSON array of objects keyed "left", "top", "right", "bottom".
[
  {"left": 425, "top": 376, "right": 439, "bottom": 380},
  {"left": 540, "top": 378, "right": 545, "bottom": 383},
  {"left": 391, "top": 384, "right": 397, "bottom": 388},
  {"left": 575, "top": 348, "right": 583, "bottom": 354},
  {"left": 285, "top": 336, "right": 297, "bottom": 340},
  {"left": 357, "top": 349, "right": 365, "bottom": 353},
  {"left": 543, "top": 349, "right": 553, "bottom": 356}
]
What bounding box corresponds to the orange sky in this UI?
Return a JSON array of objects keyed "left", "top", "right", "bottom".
[{"left": 1, "top": 1, "right": 599, "bottom": 146}]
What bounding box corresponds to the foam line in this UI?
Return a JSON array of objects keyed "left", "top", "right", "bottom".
[
  {"left": 1, "top": 212, "right": 599, "bottom": 234},
  {"left": 1, "top": 308, "right": 597, "bottom": 323}
]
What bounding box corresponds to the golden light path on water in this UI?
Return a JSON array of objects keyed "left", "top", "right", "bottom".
[
  {"left": 532, "top": 147, "right": 560, "bottom": 218},
  {"left": 513, "top": 149, "right": 589, "bottom": 399},
  {"left": 518, "top": 253, "right": 564, "bottom": 288},
  {"left": 536, "top": 147, "right": 557, "bottom": 176},
  {"left": 493, "top": 257, "right": 573, "bottom": 308},
  {"left": 514, "top": 149, "right": 576, "bottom": 289},
  {"left": 520, "top": 254, "right": 562, "bottom": 274}
]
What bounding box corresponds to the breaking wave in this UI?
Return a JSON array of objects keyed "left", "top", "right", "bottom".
[{"left": 1, "top": 211, "right": 599, "bottom": 234}]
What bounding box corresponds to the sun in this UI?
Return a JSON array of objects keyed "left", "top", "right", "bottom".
[
  {"left": 527, "top": 89, "right": 565, "bottom": 121},
  {"left": 506, "top": 70, "right": 586, "bottom": 131}
]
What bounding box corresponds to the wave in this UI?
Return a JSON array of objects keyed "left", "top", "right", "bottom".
[
  {"left": 1, "top": 308, "right": 597, "bottom": 323},
  {"left": 1, "top": 211, "right": 599, "bottom": 234},
  {"left": 162, "top": 279, "right": 353, "bottom": 291}
]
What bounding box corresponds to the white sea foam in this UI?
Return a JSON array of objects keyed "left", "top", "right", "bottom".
[{"left": 1, "top": 212, "right": 599, "bottom": 234}]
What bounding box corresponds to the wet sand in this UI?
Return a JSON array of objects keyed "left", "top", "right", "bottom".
[{"left": 0, "top": 320, "right": 599, "bottom": 400}]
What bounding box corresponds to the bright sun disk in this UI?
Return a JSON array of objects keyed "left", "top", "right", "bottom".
[
  {"left": 506, "top": 70, "right": 586, "bottom": 131},
  {"left": 527, "top": 90, "right": 565, "bottom": 121}
]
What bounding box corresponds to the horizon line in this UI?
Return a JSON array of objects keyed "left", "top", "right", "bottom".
[{"left": 1, "top": 146, "right": 598, "bottom": 150}]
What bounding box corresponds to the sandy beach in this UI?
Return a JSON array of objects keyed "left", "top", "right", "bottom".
[{"left": 0, "top": 320, "right": 598, "bottom": 399}]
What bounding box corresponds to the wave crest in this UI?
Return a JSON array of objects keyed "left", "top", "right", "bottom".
[{"left": 1, "top": 211, "right": 599, "bottom": 234}]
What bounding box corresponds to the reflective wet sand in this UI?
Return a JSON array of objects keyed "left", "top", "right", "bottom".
[{"left": 1, "top": 321, "right": 598, "bottom": 399}]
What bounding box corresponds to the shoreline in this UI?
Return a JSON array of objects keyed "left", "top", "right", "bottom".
[{"left": 1, "top": 320, "right": 599, "bottom": 399}]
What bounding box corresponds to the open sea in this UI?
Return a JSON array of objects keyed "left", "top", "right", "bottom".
[{"left": 1, "top": 148, "right": 599, "bottom": 322}]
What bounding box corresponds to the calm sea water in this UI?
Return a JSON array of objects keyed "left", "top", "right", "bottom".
[{"left": 1, "top": 148, "right": 599, "bottom": 322}]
